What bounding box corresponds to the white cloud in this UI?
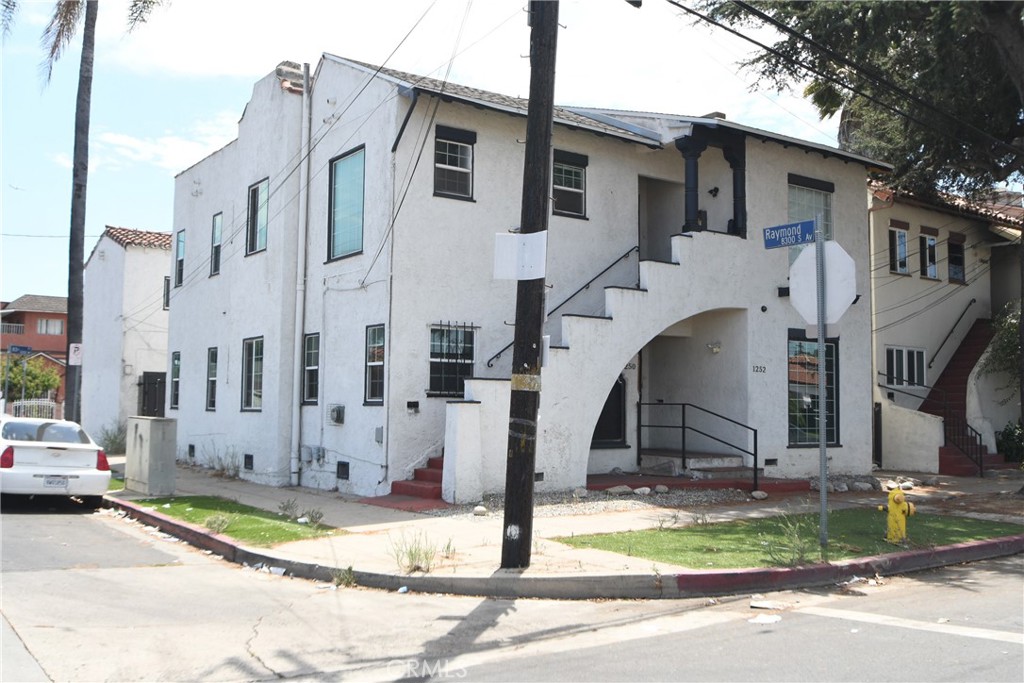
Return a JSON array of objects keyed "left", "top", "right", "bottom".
[{"left": 90, "top": 111, "right": 240, "bottom": 173}]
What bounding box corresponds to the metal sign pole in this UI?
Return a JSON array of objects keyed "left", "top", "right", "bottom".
[{"left": 815, "top": 214, "right": 828, "bottom": 548}]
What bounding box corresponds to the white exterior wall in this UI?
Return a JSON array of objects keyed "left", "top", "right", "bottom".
[
  {"left": 82, "top": 235, "right": 127, "bottom": 437},
  {"left": 880, "top": 401, "right": 943, "bottom": 473},
  {"left": 168, "top": 70, "right": 304, "bottom": 484}
]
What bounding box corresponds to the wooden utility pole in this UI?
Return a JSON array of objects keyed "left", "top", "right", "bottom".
[{"left": 501, "top": 0, "right": 559, "bottom": 569}]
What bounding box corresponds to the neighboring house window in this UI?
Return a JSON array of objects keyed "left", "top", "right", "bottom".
[
  {"left": 919, "top": 228, "right": 938, "bottom": 278},
  {"left": 170, "top": 351, "right": 181, "bottom": 409},
  {"left": 787, "top": 330, "right": 839, "bottom": 446},
  {"left": 365, "top": 324, "right": 384, "bottom": 404},
  {"left": 302, "top": 333, "right": 319, "bottom": 404},
  {"left": 247, "top": 178, "right": 269, "bottom": 254},
  {"left": 434, "top": 125, "right": 475, "bottom": 199},
  {"left": 163, "top": 277, "right": 170, "bottom": 310},
  {"left": 242, "top": 336, "right": 264, "bottom": 410},
  {"left": 428, "top": 323, "right": 474, "bottom": 397},
  {"left": 552, "top": 149, "right": 588, "bottom": 217},
  {"left": 206, "top": 347, "right": 218, "bottom": 411},
  {"left": 210, "top": 212, "right": 222, "bottom": 275},
  {"left": 887, "top": 219, "right": 909, "bottom": 274},
  {"left": 328, "top": 146, "right": 365, "bottom": 260},
  {"left": 885, "top": 346, "right": 926, "bottom": 387},
  {"left": 948, "top": 233, "right": 966, "bottom": 283},
  {"left": 174, "top": 230, "right": 185, "bottom": 287},
  {"left": 36, "top": 318, "right": 64, "bottom": 335},
  {"left": 787, "top": 174, "right": 833, "bottom": 264}
]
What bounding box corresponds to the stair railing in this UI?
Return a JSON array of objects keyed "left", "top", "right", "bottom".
[
  {"left": 928, "top": 298, "right": 976, "bottom": 369},
  {"left": 485, "top": 246, "right": 639, "bottom": 368},
  {"left": 636, "top": 402, "right": 759, "bottom": 490},
  {"left": 877, "top": 374, "right": 984, "bottom": 475}
]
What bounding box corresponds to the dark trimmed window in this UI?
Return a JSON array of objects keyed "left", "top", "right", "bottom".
[
  {"left": 552, "top": 149, "right": 587, "bottom": 217},
  {"left": 328, "top": 147, "right": 364, "bottom": 260},
  {"left": 787, "top": 174, "right": 833, "bottom": 264},
  {"left": 210, "top": 213, "right": 222, "bottom": 275},
  {"left": 242, "top": 336, "right": 264, "bottom": 411},
  {"left": 888, "top": 219, "right": 909, "bottom": 274},
  {"left": 365, "top": 325, "right": 384, "bottom": 404},
  {"left": 247, "top": 179, "right": 269, "bottom": 254},
  {"left": 206, "top": 347, "right": 218, "bottom": 411},
  {"left": 174, "top": 230, "right": 185, "bottom": 286},
  {"left": 162, "top": 277, "right": 170, "bottom": 309},
  {"left": 948, "top": 233, "right": 966, "bottom": 283},
  {"left": 170, "top": 351, "right": 181, "bottom": 409},
  {"left": 428, "top": 323, "right": 474, "bottom": 397},
  {"left": 787, "top": 329, "right": 839, "bottom": 446},
  {"left": 303, "top": 333, "right": 319, "bottom": 404},
  {"left": 919, "top": 231, "right": 938, "bottom": 278},
  {"left": 434, "top": 125, "right": 475, "bottom": 199}
]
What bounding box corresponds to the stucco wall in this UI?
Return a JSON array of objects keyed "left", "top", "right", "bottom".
[
  {"left": 82, "top": 236, "right": 127, "bottom": 437},
  {"left": 879, "top": 400, "right": 943, "bottom": 473}
]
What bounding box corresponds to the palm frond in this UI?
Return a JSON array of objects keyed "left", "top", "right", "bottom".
[
  {"left": 40, "top": 0, "right": 86, "bottom": 82},
  {"left": 127, "top": 0, "right": 162, "bottom": 32},
  {"left": 1, "top": 0, "right": 17, "bottom": 36}
]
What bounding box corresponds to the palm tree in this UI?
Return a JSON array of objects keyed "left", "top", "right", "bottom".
[{"left": 2, "top": 0, "right": 160, "bottom": 423}]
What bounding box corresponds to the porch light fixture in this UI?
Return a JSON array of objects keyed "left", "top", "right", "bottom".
[{"left": 706, "top": 341, "right": 722, "bottom": 354}]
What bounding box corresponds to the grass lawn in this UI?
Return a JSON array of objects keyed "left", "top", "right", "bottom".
[
  {"left": 135, "top": 495, "right": 336, "bottom": 547},
  {"left": 558, "top": 508, "right": 1023, "bottom": 569},
  {"left": 108, "top": 475, "right": 125, "bottom": 492}
]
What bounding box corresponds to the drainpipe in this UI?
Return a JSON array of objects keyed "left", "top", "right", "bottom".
[{"left": 290, "top": 63, "right": 312, "bottom": 487}]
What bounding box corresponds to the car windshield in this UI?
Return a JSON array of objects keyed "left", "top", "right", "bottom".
[{"left": 1, "top": 421, "right": 91, "bottom": 444}]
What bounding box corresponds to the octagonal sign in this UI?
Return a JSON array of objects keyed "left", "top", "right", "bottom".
[{"left": 789, "top": 241, "right": 857, "bottom": 325}]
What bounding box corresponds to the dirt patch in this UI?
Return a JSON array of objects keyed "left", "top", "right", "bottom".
[{"left": 922, "top": 490, "right": 1024, "bottom": 517}]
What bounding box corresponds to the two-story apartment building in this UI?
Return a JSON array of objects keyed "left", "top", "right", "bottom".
[
  {"left": 1, "top": 294, "right": 68, "bottom": 412},
  {"left": 167, "top": 56, "right": 887, "bottom": 501},
  {"left": 81, "top": 227, "right": 172, "bottom": 438}
]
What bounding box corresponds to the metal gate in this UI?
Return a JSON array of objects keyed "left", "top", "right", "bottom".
[{"left": 138, "top": 372, "right": 166, "bottom": 417}]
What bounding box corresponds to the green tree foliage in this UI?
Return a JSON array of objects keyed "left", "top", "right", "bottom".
[
  {"left": 696, "top": 1, "right": 1024, "bottom": 198},
  {"left": 979, "top": 300, "right": 1022, "bottom": 404},
  {"left": 2, "top": 356, "right": 61, "bottom": 400}
]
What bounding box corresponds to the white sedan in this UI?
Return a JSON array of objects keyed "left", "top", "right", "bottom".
[{"left": 0, "top": 416, "right": 111, "bottom": 508}]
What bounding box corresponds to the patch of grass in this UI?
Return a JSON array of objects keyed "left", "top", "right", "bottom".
[
  {"left": 558, "top": 508, "right": 1022, "bottom": 569},
  {"left": 389, "top": 530, "right": 437, "bottom": 574},
  {"left": 137, "top": 495, "right": 336, "bottom": 547},
  {"left": 107, "top": 475, "right": 125, "bottom": 492}
]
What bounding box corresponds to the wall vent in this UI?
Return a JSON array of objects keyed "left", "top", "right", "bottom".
[
  {"left": 336, "top": 461, "right": 350, "bottom": 480},
  {"left": 243, "top": 453, "right": 254, "bottom": 470},
  {"left": 329, "top": 404, "right": 345, "bottom": 425}
]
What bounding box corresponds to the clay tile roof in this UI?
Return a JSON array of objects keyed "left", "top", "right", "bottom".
[
  {"left": 3, "top": 294, "right": 67, "bottom": 314},
  {"left": 103, "top": 226, "right": 172, "bottom": 250}
]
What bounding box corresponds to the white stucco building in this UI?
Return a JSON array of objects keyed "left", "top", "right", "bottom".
[
  {"left": 869, "top": 187, "right": 1022, "bottom": 473},
  {"left": 82, "top": 227, "right": 172, "bottom": 439},
  {"left": 167, "top": 56, "right": 888, "bottom": 501}
]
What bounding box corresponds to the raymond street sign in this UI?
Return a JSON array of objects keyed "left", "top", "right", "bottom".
[
  {"left": 8, "top": 345, "right": 32, "bottom": 355},
  {"left": 763, "top": 219, "right": 815, "bottom": 250}
]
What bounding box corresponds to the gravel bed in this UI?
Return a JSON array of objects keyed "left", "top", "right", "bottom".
[{"left": 423, "top": 487, "right": 752, "bottom": 518}]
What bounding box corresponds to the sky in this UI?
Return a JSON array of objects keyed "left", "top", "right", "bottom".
[{"left": 1, "top": 0, "right": 841, "bottom": 300}]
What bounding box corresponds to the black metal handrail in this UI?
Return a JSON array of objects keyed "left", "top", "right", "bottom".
[
  {"left": 928, "top": 297, "right": 976, "bottom": 369},
  {"left": 637, "top": 402, "right": 759, "bottom": 490},
  {"left": 877, "top": 373, "right": 985, "bottom": 475},
  {"left": 485, "top": 246, "right": 639, "bottom": 367}
]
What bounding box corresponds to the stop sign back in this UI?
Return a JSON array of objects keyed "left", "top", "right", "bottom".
[{"left": 788, "top": 241, "right": 857, "bottom": 325}]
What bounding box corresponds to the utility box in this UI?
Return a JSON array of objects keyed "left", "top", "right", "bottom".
[{"left": 125, "top": 417, "right": 177, "bottom": 496}]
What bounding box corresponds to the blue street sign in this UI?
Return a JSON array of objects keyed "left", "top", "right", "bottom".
[
  {"left": 763, "top": 219, "right": 816, "bottom": 250},
  {"left": 8, "top": 345, "right": 32, "bottom": 354}
]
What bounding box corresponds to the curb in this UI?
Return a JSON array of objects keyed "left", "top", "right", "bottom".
[{"left": 104, "top": 496, "right": 1024, "bottom": 600}]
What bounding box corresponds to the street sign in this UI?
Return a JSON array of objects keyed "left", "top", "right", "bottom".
[
  {"left": 763, "top": 219, "right": 815, "bottom": 250},
  {"left": 789, "top": 240, "right": 857, "bottom": 325},
  {"left": 68, "top": 343, "right": 83, "bottom": 366},
  {"left": 8, "top": 345, "right": 32, "bottom": 354}
]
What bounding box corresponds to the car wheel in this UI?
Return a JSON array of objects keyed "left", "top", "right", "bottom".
[{"left": 81, "top": 495, "right": 105, "bottom": 510}]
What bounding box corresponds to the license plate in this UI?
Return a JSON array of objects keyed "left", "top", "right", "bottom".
[{"left": 44, "top": 475, "right": 68, "bottom": 488}]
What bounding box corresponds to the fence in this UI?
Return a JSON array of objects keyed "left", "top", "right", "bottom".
[{"left": 6, "top": 399, "right": 63, "bottom": 419}]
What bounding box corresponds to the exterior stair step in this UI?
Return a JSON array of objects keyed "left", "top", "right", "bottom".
[{"left": 390, "top": 479, "right": 442, "bottom": 499}]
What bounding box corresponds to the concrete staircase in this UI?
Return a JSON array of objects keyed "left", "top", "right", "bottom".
[{"left": 390, "top": 456, "right": 444, "bottom": 499}]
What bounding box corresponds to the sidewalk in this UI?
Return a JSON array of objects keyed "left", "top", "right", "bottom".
[{"left": 104, "top": 462, "right": 1024, "bottom": 600}]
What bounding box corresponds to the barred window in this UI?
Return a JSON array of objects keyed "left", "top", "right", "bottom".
[
  {"left": 787, "top": 331, "right": 839, "bottom": 446},
  {"left": 428, "top": 323, "right": 474, "bottom": 397}
]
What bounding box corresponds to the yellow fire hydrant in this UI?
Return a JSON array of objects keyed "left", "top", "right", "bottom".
[{"left": 878, "top": 487, "right": 916, "bottom": 544}]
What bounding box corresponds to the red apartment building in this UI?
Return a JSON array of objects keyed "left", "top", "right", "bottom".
[{"left": 1, "top": 294, "right": 69, "bottom": 411}]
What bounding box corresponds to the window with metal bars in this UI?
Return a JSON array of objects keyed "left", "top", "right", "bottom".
[
  {"left": 787, "top": 330, "right": 839, "bottom": 446},
  {"left": 428, "top": 322, "right": 475, "bottom": 397}
]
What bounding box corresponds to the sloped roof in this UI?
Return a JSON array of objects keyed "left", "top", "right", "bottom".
[
  {"left": 324, "top": 54, "right": 662, "bottom": 148},
  {"left": 2, "top": 294, "right": 67, "bottom": 314},
  {"left": 103, "top": 226, "right": 172, "bottom": 250},
  {"left": 871, "top": 182, "right": 1024, "bottom": 233}
]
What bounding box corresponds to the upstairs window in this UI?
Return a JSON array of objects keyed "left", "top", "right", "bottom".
[
  {"left": 247, "top": 179, "right": 269, "bottom": 254},
  {"left": 328, "top": 147, "right": 365, "bottom": 260},
  {"left": 552, "top": 149, "right": 587, "bottom": 218},
  {"left": 434, "top": 125, "right": 475, "bottom": 200},
  {"left": 175, "top": 230, "right": 185, "bottom": 286},
  {"left": 885, "top": 346, "right": 926, "bottom": 387},
  {"left": 919, "top": 227, "right": 938, "bottom": 278},
  {"left": 365, "top": 325, "right": 384, "bottom": 404},
  {"left": 36, "top": 318, "right": 64, "bottom": 335},
  {"left": 210, "top": 213, "right": 222, "bottom": 275},
  {"left": 888, "top": 219, "right": 909, "bottom": 274},
  {"left": 787, "top": 174, "right": 833, "bottom": 264},
  {"left": 948, "top": 233, "right": 966, "bottom": 283},
  {"left": 162, "top": 277, "right": 170, "bottom": 310},
  {"left": 428, "top": 323, "right": 474, "bottom": 397}
]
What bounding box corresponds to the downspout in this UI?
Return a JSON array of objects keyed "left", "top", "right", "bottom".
[{"left": 290, "top": 63, "right": 312, "bottom": 486}]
